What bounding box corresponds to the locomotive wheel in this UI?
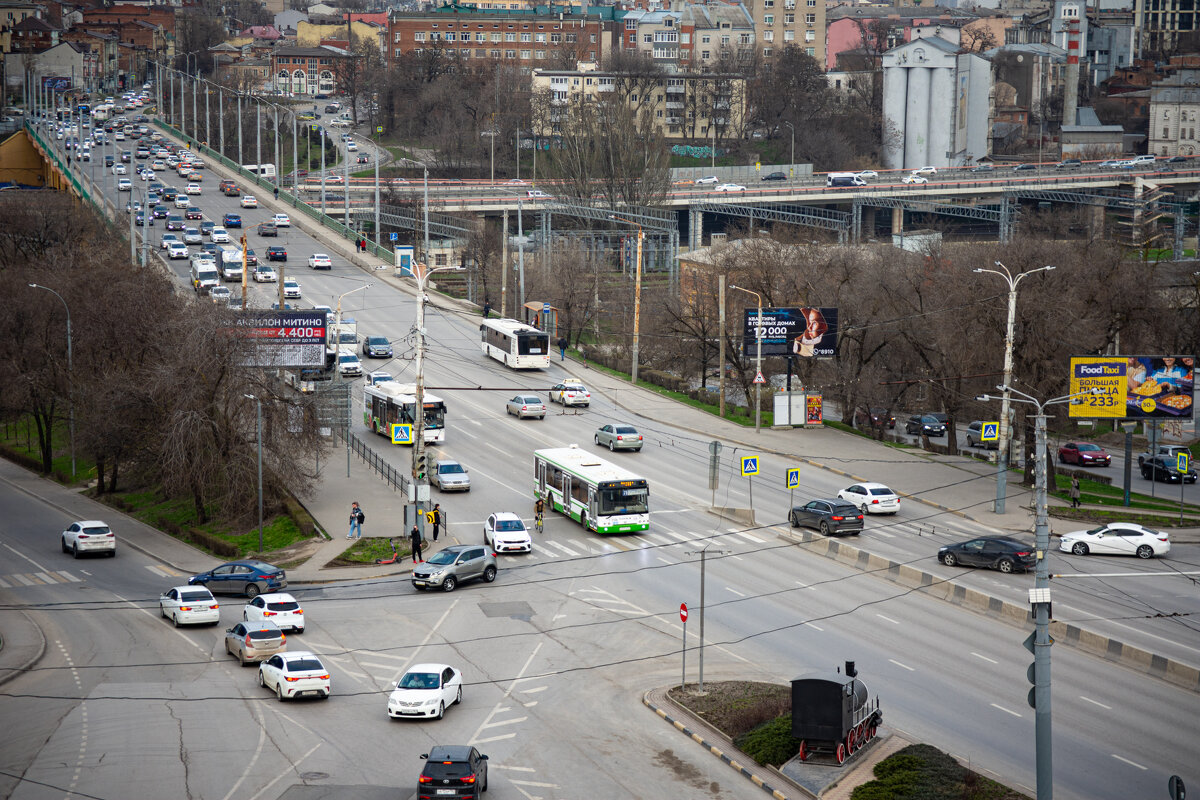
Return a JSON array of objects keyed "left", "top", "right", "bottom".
[
  {"left": 856, "top": 721, "right": 867, "bottom": 745},
  {"left": 846, "top": 729, "right": 857, "bottom": 754},
  {"left": 868, "top": 723, "right": 878, "bottom": 741},
  {"left": 835, "top": 743, "right": 847, "bottom": 765},
  {"left": 797, "top": 740, "right": 808, "bottom": 762}
]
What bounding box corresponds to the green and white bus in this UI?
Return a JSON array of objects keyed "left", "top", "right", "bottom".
[{"left": 533, "top": 446, "right": 649, "bottom": 533}]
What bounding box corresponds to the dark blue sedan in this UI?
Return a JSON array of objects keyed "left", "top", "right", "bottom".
[
  {"left": 223, "top": 213, "right": 243, "bottom": 228},
  {"left": 189, "top": 559, "right": 287, "bottom": 598}
]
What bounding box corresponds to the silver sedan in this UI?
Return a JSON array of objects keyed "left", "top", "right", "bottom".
[
  {"left": 506, "top": 394, "right": 546, "bottom": 419},
  {"left": 594, "top": 424, "right": 643, "bottom": 452}
]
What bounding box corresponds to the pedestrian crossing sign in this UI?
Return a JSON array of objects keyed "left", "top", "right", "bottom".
[
  {"left": 786, "top": 468, "right": 800, "bottom": 489},
  {"left": 982, "top": 422, "right": 999, "bottom": 442},
  {"left": 741, "top": 456, "right": 760, "bottom": 476},
  {"left": 1179, "top": 453, "right": 1191, "bottom": 474},
  {"left": 391, "top": 424, "right": 413, "bottom": 445}
]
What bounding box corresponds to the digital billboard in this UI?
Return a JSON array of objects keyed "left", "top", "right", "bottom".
[
  {"left": 1069, "top": 355, "right": 1194, "bottom": 420},
  {"left": 230, "top": 310, "right": 328, "bottom": 368},
  {"left": 742, "top": 307, "right": 839, "bottom": 359}
]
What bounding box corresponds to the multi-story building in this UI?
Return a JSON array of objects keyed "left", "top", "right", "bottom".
[
  {"left": 620, "top": 3, "right": 754, "bottom": 71},
  {"left": 531, "top": 61, "right": 745, "bottom": 139},
  {"left": 744, "top": 0, "right": 824, "bottom": 65},
  {"left": 1006, "top": 0, "right": 1135, "bottom": 85},
  {"left": 826, "top": 6, "right": 978, "bottom": 72},
  {"left": 1135, "top": 0, "right": 1196, "bottom": 58},
  {"left": 386, "top": 5, "right": 624, "bottom": 71},
  {"left": 271, "top": 44, "right": 354, "bottom": 96},
  {"left": 1148, "top": 68, "right": 1200, "bottom": 158}
]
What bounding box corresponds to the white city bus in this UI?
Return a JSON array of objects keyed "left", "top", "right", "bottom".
[
  {"left": 242, "top": 163, "right": 277, "bottom": 179},
  {"left": 363, "top": 382, "right": 446, "bottom": 445},
  {"left": 534, "top": 446, "right": 649, "bottom": 534},
  {"left": 480, "top": 318, "right": 550, "bottom": 369}
]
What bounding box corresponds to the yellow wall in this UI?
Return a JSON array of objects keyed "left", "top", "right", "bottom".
[
  {"left": 0, "top": 130, "right": 56, "bottom": 189},
  {"left": 295, "top": 20, "right": 377, "bottom": 48}
]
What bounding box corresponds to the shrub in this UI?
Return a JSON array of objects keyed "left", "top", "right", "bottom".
[
  {"left": 181, "top": 527, "right": 239, "bottom": 558},
  {"left": 733, "top": 714, "right": 804, "bottom": 767}
]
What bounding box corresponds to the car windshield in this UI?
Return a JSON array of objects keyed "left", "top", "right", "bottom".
[
  {"left": 287, "top": 658, "right": 323, "bottom": 672},
  {"left": 426, "top": 550, "right": 458, "bottom": 566},
  {"left": 921, "top": 415, "right": 940, "bottom": 423},
  {"left": 1077, "top": 444, "right": 1101, "bottom": 452},
  {"left": 339, "top": 355, "right": 356, "bottom": 364},
  {"left": 496, "top": 520, "right": 526, "bottom": 532},
  {"left": 440, "top": 464, "right": 465, "bottom": 474},
  {"left": 1086, "top": 526, "right": 1111, "bottom": 535},
  {"left": 180, "top": 591, "right": 211, "bottom": 602},
  {"left": 398, "top": 672, "right": 439, "bottom": 690}
]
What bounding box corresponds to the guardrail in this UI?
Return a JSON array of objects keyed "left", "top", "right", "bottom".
[{"left": 345, "top": 430, "right": 411, "bottom": 496}]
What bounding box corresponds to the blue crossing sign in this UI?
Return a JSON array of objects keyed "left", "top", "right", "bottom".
[
  {"left": 389, "top": 232, "right": 398, "bottom": 242},
  {"left": 981, "top": 422, "right": 1000, "bottom": 442},
  {"left": 786, "top": 468, "right": 800, "bottom": 489},
  {"left": 1178, "top": 453, "right": 1191, "bottom": 474},
  {"left": 741, "top": 455, "right": 760, "bottom": 477},
  {"left": 391, "top": 424, "right": 413, "bottom": 445}
]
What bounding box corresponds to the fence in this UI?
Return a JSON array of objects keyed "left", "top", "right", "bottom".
[{"left": 345, "top": 430, "right": 411, "bottom": 496}]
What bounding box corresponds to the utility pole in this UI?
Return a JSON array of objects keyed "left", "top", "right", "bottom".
[
  {"left": 730, "top": 285, "right": 764, "bottom": 432},
  {"left": 682, "top": 544, "right": 730, "bottom": 693},
  {"left": 718, "top": 274, "right": 726, "bottom": 418},
  {"left": 501, "top": 208, "right": 509, "bottom": 318}
]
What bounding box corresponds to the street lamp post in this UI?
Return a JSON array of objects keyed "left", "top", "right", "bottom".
[
  {"left": 334, "top": 283, "right": 371, "bottom": 476},
  {"left": 730, "top": 285, "right": 764, "bottom": 433},
  {"left": 244, "top": 394, "right": 263, "bottom": 553},
  {"left": 783, "top": 120, "right": 795, "bottom": 178},
  {"left": 972, "top": 262, "right": 1056, "bottom": 513},
  {"left": 28, "top": 283, "right": 75, "bottom": 478},
  {"left": 609, "top": 215, "right": 644, "bottom": 384}
]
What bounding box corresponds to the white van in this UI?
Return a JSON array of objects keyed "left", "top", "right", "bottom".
[
  {"left": 826, "top": 172, "right": 867, "bottom": 187},
  {"left": 190, "top": 261, "right": 220, "bottom": 294}
]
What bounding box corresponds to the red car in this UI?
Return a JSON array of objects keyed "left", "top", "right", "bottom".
[{"left": 1057, "top": 442, "right": 1111, "bottom": 467}]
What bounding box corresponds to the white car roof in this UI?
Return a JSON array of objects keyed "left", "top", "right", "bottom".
[
  {"left": 72, "top": 520, "right": 110, "bottom": 527},
  {"left": 492, "top": 511, "right": 522, "bottom": 522},
  {"left": 255, "top": 592, "right": 297, "bottom": 603},
  {"left": 405, "top": 662, "right": 454, "bottom": 674},
  {"left": 855, "top": 482, "right": 895, "bottom": 492},
  {"left": 169, "top": 585, "right": 213, "bottom": 595},
  {"left": 279, "top": 650, "right": 319, "bottom": 661}
]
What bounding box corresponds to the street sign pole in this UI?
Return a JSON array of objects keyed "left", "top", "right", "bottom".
[
  {"left": 1180, "top": 453, "right": 1190, "bottom": 525},
  {"left": 680, "top": 603, "right": 688, "bottom": 691}
]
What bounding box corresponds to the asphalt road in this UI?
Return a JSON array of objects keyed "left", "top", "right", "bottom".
[{"left": 13, "top": 127, "right": 1197, "bottom": 800}]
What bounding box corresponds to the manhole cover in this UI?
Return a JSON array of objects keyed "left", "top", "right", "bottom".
[
  {"left": 479, "top": 601, "right": 535, "bottom": 621},
  {"left": 299, "top": 772, "right": 329, "bottom": 781}
]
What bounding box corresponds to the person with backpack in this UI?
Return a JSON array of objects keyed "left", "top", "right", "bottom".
[
  {"left": 347, "top": 501, "right": 364, "bottom": 539},
  {"left": 430, "top": 504, "right": 442, "bottom": 542},
  {"left": 410, "top": 524, "right": 424, "bottom": 563}
]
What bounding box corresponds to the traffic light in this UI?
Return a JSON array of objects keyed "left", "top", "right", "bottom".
[{"left": 413, "top": 452, "right": 428, "bottom": 480}]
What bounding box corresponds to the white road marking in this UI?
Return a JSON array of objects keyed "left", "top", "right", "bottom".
[
  {"left": 510, "top": 780, "right": 559, "bottom": 788},
  {"left": 469, "top": 642, "right": 543, "bottom": 748},
  {"left": 492, "top": 765, "right": 537, "bottom": 772},
  {"left": 1111, "top": 755, "right": 1147, "bottom": 770},
  {"left": 542, "top": 540, "right": 580, "bottom": 557},
  {"left": 472, "top": 733, "right": 517, "bottom": 744},
  {"left": 11, "top": 574, "right": 33, "bottom": 586},
  {"left": 56, "top": 570, "right": 80, "bottom": 582},
  {"left": 657, "top": 557, "right": 674, "bottom": 565},
  {"left": 806, "top": 622, "right": 824, "bottom": 631},
  {"left": 888, "top": 659, "right": 914, "bottom": 671},
  {"left": 733, "top": 532, "right": 765, "bottom": 543},
  {"left": 0, "top": 578, "right": 9, "bottom": 588},
  {"left": 244, "top": 741, "right": 322, "bottom": 800},
  {"left": 725, "top": 587, "right": 746, "bottom": 597},
  {"left": 33, "top": 572, "right": 56, "bottom": 584},
  {"left": 971, "top": 652, "right": 998, "bottom": 664},
  {"left": 482, "top": 716, "right": 528, "bottom": 728},
  {"left": 873, "top": 530, "right": 895, "bottom": 538},
  {"left": 3, "top": 542, "right": 50, "bottom": 571},
  {"left": 990, "top": 703, "right": 1022, "bottom": 718},
  {"left": 1080, "top": 696, "right": 1112, "bottom": 710},
  {"left": 876, "top": 614, "right": 900, "bottom": 625}
]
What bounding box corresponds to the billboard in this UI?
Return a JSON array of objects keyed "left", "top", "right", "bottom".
[
  {"left": 742, "top": 307, "right": 838, "bottom": 358},
  {"left": 230, "top": 310, "right": 328, "bottom": 368},
  {"left": 1069, "top": 355, "right": 1194, "bottom": 419},
  {"left": 43, "top": 77, "right": 72, "bottom": 91}
]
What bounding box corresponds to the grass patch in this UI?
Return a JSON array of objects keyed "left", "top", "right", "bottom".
[
  {"left": 667, "top": 681, "right": 791, "bottom": 739},
  {"left": 851, "top": 743, "right": 1029, "bottom": 800},
  {"left": 329, "top": 536, "right": 412, "bottom": 566},
  {"left": 0, "top": 418, "right": 92, "bottom": 486}
]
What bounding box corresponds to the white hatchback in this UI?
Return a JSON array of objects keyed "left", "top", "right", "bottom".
[
  {"left": 61, "top": 520, "right": 116, "bottom": 557},
  {"left": 241, "top": 195, "right": 258, "bottom": 208},
  {"left": 159, "top": 586, "right": 220, "bottom": 626},
  {"left": 837, "top": 483, "right": 900, "bottom": 515},
  {"left": 243, "top": 592, "right": 305, "bottom": 632},
  {"left": 259, "top": 651, "right": 330, "bottom": 701},
  {"left": 273, "top": 213, "right": 290, "bottom": 227},
  {"left": 186, "top": 183, "right": 201, "bottom": 195}
]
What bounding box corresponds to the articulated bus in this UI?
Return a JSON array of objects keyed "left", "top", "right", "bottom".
[
  {"left": 534, "top": 446, "right": 649, "bottom": 534},
  {"left": 363, "top": 383, "right": 446, "bottom": 445},
  {"left": 480, "top": 318, "right": 550, "bottom": 369}
]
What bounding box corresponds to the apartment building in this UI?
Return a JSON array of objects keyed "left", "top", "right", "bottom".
[
  {"left": 745, "top": 0, "right": 824, "bottom": 65},
  {"left": 1148, "top": 68, "right": 1200, "bottom": 157},
  {"left": 621, "top": 3, "right": 755, "bottom": 70}
]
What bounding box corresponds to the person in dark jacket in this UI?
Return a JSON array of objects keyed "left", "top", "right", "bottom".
[{"left": 410, "top": 524, "right": 423, "bottom": 563}]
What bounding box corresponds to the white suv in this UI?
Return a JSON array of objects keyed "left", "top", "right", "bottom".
[
  {"left": 61, "top": 520, "right": 116, "bottom": 557},
  {"left": 484, "top": 512, "right": 532, "bottom": 554}
]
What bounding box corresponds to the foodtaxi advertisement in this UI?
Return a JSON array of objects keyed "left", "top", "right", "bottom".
[{"left": 1069, "top": 356, "right": 1194, "bottom": 419}]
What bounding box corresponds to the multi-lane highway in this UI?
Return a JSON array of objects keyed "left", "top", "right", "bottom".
[{"left": 3, "top": 120, "right": 1198, "bottom": 800}]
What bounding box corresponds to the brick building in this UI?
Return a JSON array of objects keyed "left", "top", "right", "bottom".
[{"left": 271, "top": 44, "right": 354, "bottom": 96}]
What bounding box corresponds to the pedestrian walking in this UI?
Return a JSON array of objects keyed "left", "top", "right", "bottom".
[
  {"left": 431, "top": 504, "right": 442, "bottom": 542},
  {"left": 273, "top": 186, "right": 279, "bottom": 201},
  {"left": 1069, "top": 476, "right": 1081, "bottom": 509},
  {"left": 347, "top": 501, "right": 364, "bottom": 539},
  {"left": 557, "top": 336, "right": 568, "bottom": 361},
  {"left": 410, "top": 524, "right": 424, "bottom": 563},
  {"left": 482, "top": 299, "right": 491, "bottom": 319}
]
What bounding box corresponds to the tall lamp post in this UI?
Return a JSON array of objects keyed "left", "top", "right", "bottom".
[
  {"left": 28, "top": 283, "right": 75, "bottom": 478},
  {"left": 730, "top": 284, "right": 764, "bottom": 433},
  {"left": 783, "top": 120, "right": 795, "bottom": 179},
  {"left": 972, "top": 262, "right": 1056, "bottom": 513},
  {"left": 609, "top": 215, "right": 644, "bottom": 385},
  {"left": 976, "top": 384, "right": 1096, "bottom": 800},
  {"left": 243, "top": 394, "right": 263, "bottom": 553}
]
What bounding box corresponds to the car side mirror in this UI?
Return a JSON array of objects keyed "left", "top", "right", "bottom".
[
  {"left": 226, "top": 627, "right": 234, "bottom": 633},
  {"left": 420, "top": 753, "right": 429, "bottom": 760},
  {"left": 479, "top": 754, "right": 489, "bottom": 760}
]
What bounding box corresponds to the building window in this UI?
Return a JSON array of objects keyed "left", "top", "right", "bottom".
[
  {"left": 702, "top": 35, "right": 710, "bottom": 43},
  {"left": 565, "top": 32, "right": 576, "bottom": 42},
  {"left": 491, "top": 49, "right": 501, "bottom": 57},
  {"left": 805, "top": 13, "right": 816, "bottom": 23},
  {"left": 765, "top": 15, "right": 773, "bottom": 24},
  {"left": 590, "top": 33, "right": 596, "bottom": 42},
  {"left": 644, "top": 33, "right": 652, "bottom": 43},
  {"left": 505, "top": 49, "right": 516, "bottom": 58},
  {"left": 506, "top": 32, "right": 516, "bottom": 41},
  {"left": 491, "top": 33, "right": 502, "bottom": 42},
  {"left": 701, "top": 50, "right": 709, "bottom": 59},
  {"left": 476, "top": 32, "right": 486, "bottom": 42},
  {"left": 535, "top": 32, "right": 545, "bottom": 42},
  {"left": 763, "top": 47, "right": 773, "bottom": 56},
  {"left": 805, "top": 46, "right": 814, "bottom": 56},
  {"left": 551, "top": 32, "right": 560, "bottom": 42},
  {"left": 1164, "top": 127, "right": 1171, "bottom": 138},
  {"left": 785, "top": 13, "right": 794, "bottom": 23},
  {"left": 521, "top": 32, "right": 531, "bottom": 42},
  {"left": 445, "top": 33, "right": 455, "bottom": 41},
  {"left": 414, "top": 31, "right": 426, "bottom": 41},
  {"left": 740, "top": 33, "right": 751, "bottom": 43},
  {"left": 535, "top": 50, "right": 545, "bottom": 58},
  {"left": 805, "top": 29, "right": 815, "bottom": 41},
  {"left": 625, "top": 18, "right": 636, "bottom": 30},
  {"left": 785, "top": 30, "right": 795, "bottom": 41},
  {"left": 393, "top": 32, "right": 401, "bottom": 42}
]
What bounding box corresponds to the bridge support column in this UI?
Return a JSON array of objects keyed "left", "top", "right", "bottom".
[
  {"left": 891, "top": 206, "right": 904, "bottom": 236},
  {"left": 690, "top": 209, "right": 703, "bottom": 249},
  {"left": 1089, "top": 204, "right": 1105, "bottom": 239},
  {"left": 862, "top": 207, "right": 876, "bottom": 240}
]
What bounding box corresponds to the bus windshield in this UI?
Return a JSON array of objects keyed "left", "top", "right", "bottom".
[
  {"left": 423, "top": 403, "right": 446, "bottom": 430},
  {"left": 598, "top": 483, "right": 649, "bottom": 516}
]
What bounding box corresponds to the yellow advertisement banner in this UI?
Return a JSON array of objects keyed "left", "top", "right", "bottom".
[{"left": 1068, "top": 357, "right": 1126, "bottom": 418}]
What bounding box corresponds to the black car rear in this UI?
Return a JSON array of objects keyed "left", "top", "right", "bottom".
[
  {"left": 938, "top": 536, "right": 1035, "bottom": 573},
  {"left": 789, "top": 499, "right": 864, "bottom": 536},
  {"left": 419, "top": 746, "right": 488, "bottom": 799}
]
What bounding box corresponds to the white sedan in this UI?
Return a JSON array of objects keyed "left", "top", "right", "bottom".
[
  {"left": 167, "top": 241, "right": 189, "bottom": 259},
  {"left": 387, "top": 663, "right": 463, "bottom": 719},
  {"left": 61, "top": 520, "right": 116, "bottom": 557},
  {"left": 1058, "top": 523, "right": 1170, "bottom": 559},
  {"left": 694, "top": 175, "right": 719, "bottom": 185},
  {"left": 713, "top": 183, "right": 746, "bottom": 192},
  {"left": 283, "top": 278, "right": 302, "bottom": 299},
  {"left": 837, "top": 483, "right": 900, "bottom": 515},
  {"left": 211, "top": 227, "right": 230, "bottom": 243},
  {"left": 259, "top": 651, "right": 330, "bottom": 701},
  {"left": 912, "top": 165, "right": 938, "bottom": 175},
  {"left": 856, "top": 170, "right": 879, "bottom": 179},
  {"left": 902, "top": 174, "right": 929, "bottom": 184},
  {"left": 243, "top": 592, "right": 305, "bottom": 632},
  {"left": 185, "top": 183, "right": 201, "bottom": 195},
  {"left": 273, "top": 213, "right": 290, "bottom": 227},
  {"left": 241, "top": 195, "right": 258, "bottom": 208},
  {"left": 117, "top": 178, "right": 132, "bottom": 191},
  {"left": 112, "top": 164, "right": 127, "bottom": 175},
  {"left": 308, "top": 253, "right": 332, "bottom": 269},
  {"left": 549, "top": 380, "right": 591, "bottom": 407},
  {"left": 159, "top": 586, "right": 220, "bottom": 626}
]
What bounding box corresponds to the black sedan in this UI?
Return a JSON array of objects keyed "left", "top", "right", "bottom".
[
  {"left": 267, "top": 246, "right": 287, "bottom": 262},
  {"left": 905, "top": 414, "right": 947, "bottom": 437},
  {"left": 761, "top": 171, "right": 787, "bottom": 181},
  {"left": 1141, "top": 456, "right": 1198, "bottom": 483},
  {"left": 937, "top": 536, "right": 1035, "bottom": 574},
  {"left": 188, "top": 559, "right": 287, "bottom": 598},
  {"left": 788, "top": 499, "right": 863, "bottom": 536}
]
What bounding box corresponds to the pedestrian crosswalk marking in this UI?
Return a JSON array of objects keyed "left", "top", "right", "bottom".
[
  {"left": 34, "top": 572, "right": 55, "bottom": 584},
  {"left": 145, "top": 565, "right": 184, "bottom": 579},
  {"left": 542, "top": 540, "right": 580, "bottom": 557},
  {"left": 731, "top": 532, "right": 764, "bottom": 544},
  {"left": 56, "top": 571, "right": 80, "bottom": 582},
  {"left": 0, "top": 578, "right": 10, "bottom": 588},
  {"left": 0, "top": 570, "right": 85, "bottom": 587},
  {"left": 12, "top": 574, "right": 34, "bottom": 586}
]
